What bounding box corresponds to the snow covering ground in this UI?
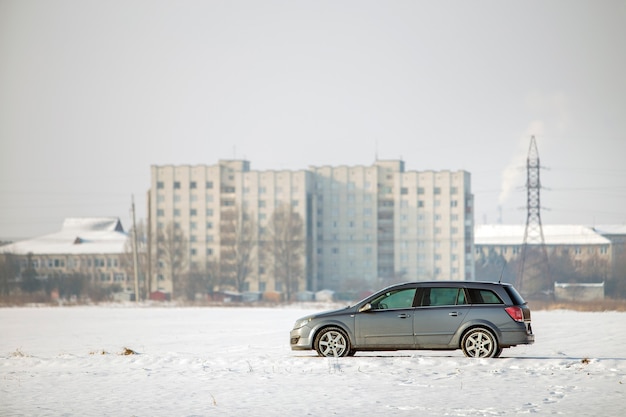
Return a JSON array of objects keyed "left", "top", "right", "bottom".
[{"left": 1, "top": 305, "right": 625, "bottom": 416}]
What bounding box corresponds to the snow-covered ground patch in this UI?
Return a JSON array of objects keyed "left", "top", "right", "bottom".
[{"left": 1, "top": 306, "right": 625, "bottom": 416}]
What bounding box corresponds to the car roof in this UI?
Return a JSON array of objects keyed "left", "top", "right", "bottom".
[{"left": 391, "top": 281, "right": 512, "bottom": 288}]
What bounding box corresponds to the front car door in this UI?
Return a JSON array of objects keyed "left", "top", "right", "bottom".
[{"left": 355, "top": 287, "right": 417, "bottom": 349}]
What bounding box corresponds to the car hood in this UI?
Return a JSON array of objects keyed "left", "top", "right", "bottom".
[{"left": 299, "top": 305, "right": 357, "bottom": 321}]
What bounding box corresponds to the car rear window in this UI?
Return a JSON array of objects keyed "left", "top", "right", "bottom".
[
  {"left": 420, "top": 287, "right": 467, "bottom": 306},
  {"left": 504, "top": 285, "right": 526, "bottom": 306},
  {"left": 467, "top": 289, "right": 503, "bottom": 304}
]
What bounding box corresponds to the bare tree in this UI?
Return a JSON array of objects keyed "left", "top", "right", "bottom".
[
  {"left": 156, "top": 222, "right": 188, "bottom": 299},
  {"left": 219, "top": 206, "right": 257, "bottom": 292},
  {"left": 264, "top": 204, "right": 305, "bottom": 301},
  {"left": 0, "top": 252, "right": 19, "bottom": 295},
  {"left": 181, "top": 260, "right": 219, "bottom": 301}
]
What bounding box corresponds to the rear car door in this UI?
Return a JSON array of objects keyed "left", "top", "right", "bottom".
[{"left": 413, "top": 287, "right": 470, "bottom": 348}]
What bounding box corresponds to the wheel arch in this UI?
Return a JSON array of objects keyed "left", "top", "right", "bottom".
[
  {"left": 453, "top": 320, "right": 502, "bottom": 349},
  {"left": 310, "top": 321, "right": 356, "bottom": 349}
]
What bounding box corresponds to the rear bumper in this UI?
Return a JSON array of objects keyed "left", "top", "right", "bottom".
[{"left": 499, "top": 330, "right": 534, "bottom": 347}]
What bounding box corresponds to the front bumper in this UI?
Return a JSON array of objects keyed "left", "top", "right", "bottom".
[{"left": 290, "top": 327, "right": 314, "bottom": 351}]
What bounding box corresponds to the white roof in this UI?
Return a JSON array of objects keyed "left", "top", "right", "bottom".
[
  {"left": 475, "top": 224, "right": 611, "bottom": 246},
  {"left": 0, "top": 218, "right": 128, "bottom": 255},
  {"left": 591, "top": 225, "right": 626, "bottom": 236}
]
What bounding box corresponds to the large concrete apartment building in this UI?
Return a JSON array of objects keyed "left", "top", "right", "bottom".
[{"left": 150, "top": 160, "right": 475, "bottom": 295}]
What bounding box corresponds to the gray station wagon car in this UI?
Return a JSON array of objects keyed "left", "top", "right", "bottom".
[{"left": 290, "top": 281, "right": 534, "bottom": 358}]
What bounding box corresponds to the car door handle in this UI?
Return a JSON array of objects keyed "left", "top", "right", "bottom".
[
  {"left": 397, "top": 313, "right": 411, "bottom": 319},
  {"left": 449, "top": 312, "right": 459, "bottom": 317}
]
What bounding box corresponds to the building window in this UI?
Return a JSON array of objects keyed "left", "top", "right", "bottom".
[
  {"left": 174, "top": 181, "right": 181, "bottom": 189},
  {"left": 190, "top": 181, "right": 197, "bottom": 189},
  {"left": 174, "top": 209, "right": 181, "bottom": 217},
  {"left": 190, "top": 209, "right": 197, "bottom": 216},
  {"left": 434, "top": 187, "right": 441, "bottom": 195},
  {"left": 157, "top": 209, "right": 164, "bottom": 217},
  {"left": 401, "top": 187, "right": 408, "bottom": 195},
  {"left": 206, "top": 181, "right": 213, "bottom": 189},
  {"left": 157, "top": 181, "right": 164, "bottom": 189}
]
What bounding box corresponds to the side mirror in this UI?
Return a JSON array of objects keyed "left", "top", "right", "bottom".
[{"left": 358, "top": 303, "right": 372, "bottom": 313}]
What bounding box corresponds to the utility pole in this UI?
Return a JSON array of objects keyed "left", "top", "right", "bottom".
[
  {"left": 131, "top": 195, "right": 141, "bottom": 303},
  {"left": 147, "top": 190, "right": 152, "bottom": 299},
  {"left": 518, "top": 136, "right": 551, "bottom": 295}
]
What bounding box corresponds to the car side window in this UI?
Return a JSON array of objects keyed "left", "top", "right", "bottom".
[
  {"left": 420, "top": 288, "right": 467, "bottom": 306},
  {"left": 370, "top": 288, "right": 417, "bottom": 310},
  {"left": 468, "top": 289, "right": 503, "bottom": 304}
]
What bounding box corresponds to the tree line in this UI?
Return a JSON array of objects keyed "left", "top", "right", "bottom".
[
  {"left": 475, "top": 245, "right": 626, "bottom": 299},
  {"left": 144, "top": 203, "right": 306, "bottom": 301}
]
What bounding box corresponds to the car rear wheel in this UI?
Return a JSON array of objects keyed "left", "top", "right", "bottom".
[
  {"left": 461, "top": 328, "right": 499, "bottom": 358},
  {"left": 314, "top": 327, "right": 351, "bottom": 357}
]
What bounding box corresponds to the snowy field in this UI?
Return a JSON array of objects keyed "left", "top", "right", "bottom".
[{"left": 1, "top": 305, "right": 625, "bottom": 416}]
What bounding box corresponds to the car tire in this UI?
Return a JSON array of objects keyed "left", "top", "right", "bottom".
[
  {"left": 461, "top": 327, "right": 499, "bottom": 358},
  {"left": 314, "top": 327, "right": 351, "bottom": 358}
]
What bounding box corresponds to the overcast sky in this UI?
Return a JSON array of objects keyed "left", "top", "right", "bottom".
[{"left": 1, "top": 0, "right": 625, "bottom": 240}]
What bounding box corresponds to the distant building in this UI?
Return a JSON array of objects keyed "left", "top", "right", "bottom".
[
  {"left": 0, "top": 218, "right": 131, "bottom": 289},
  {"left": 475, "top": 224, "right": 611, "bottom": 259},
  {"left": 474, "top": 224, "right": 613, "bottom": 284},
  {"left": 592, "top": 225, "right": 626, "bottom": 279},
  {"left": 149, "top": 160, "right": 475, "bottom": 295}
]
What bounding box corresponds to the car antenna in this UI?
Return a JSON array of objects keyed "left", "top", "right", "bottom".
[{"left": 498, "top": 260, "right": 507, "bottom": 284}]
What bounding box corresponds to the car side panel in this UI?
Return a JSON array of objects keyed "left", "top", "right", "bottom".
[{"left": 413, "top": 305, "right": 470, "bottom": 348}]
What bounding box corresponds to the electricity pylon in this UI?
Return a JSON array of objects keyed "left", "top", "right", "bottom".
[{"left": 517, "top": 136, "right": 551, "bottom": 295}]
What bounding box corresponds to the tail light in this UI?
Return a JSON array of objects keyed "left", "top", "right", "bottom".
[{"left": 505, "top": 306, "right": 524, "bottom": 322}]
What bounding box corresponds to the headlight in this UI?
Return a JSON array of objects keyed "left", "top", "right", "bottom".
[{"left": 293, "top": 317, "right": 312, "bottom": 329}]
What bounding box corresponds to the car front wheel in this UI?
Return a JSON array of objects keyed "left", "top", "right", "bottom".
[
  {"left": 314, "top": 327, "right": 351, "bottom": 357},
  {"left": 461, "top": 328, "right": 499, "bottom": 358}
]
